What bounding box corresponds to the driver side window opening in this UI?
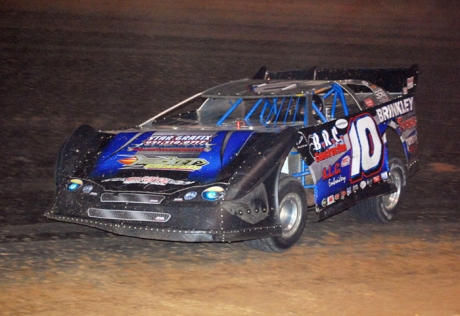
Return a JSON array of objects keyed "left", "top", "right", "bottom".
[{"left": 313, "top": 83, "right": 362, "bottom": 121}]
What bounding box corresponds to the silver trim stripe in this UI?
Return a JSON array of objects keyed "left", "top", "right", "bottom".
[
  {"left": 88, "top": 208, "right": 171, "bottom": 222},
  {"left": 100, "top": 193, "right": 165, "bottom": 204}
]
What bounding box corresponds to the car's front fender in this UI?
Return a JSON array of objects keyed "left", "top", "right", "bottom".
[{"left": 224, "top": 127, "right": 299, "bottom": 200}]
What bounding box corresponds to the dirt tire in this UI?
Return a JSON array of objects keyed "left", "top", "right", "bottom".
[
  {"left": 245, "top": 174, "right": 308, "bottom": 252},
  {"left": 350, "top": 157, "right": 407, "bottom": 223}
]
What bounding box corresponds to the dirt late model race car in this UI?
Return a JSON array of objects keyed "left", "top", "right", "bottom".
[{"left": 47, "top": 64, "right": 419, "bottom": 252}]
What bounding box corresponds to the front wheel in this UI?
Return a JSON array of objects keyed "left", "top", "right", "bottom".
[
  {"left": 245, "top": 174, "right": 308, "bottom": 252},
  {"left": 350, "top": 157, "right": 407, "bottom": 223}
]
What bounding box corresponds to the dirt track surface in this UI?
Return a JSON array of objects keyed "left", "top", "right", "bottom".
[
  {"left": 1, "top": 1, "right": 460, "bottom": 315},
  {"left": 1, "top": 232, "right": 459, "bottom": 316}
]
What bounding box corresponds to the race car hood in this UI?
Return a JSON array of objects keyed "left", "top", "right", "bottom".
[{"left": 87, "top": 129, "right": 261, "bottom": 193}]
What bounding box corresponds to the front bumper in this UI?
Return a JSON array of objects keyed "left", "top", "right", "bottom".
[
  {"left": 44, "top": 212, "right": 280, "bottom": 242},
  {"left": 46, "top": 182, "right": 281, "bottom": 243}
]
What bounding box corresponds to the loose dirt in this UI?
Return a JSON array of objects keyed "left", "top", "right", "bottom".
[{"left": 1, "top": 235, "right": 460, "bottom": 316}]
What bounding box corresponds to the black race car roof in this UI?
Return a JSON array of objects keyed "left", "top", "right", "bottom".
[{"left": 202, "top": 79, "right": 332, "bottom": 99}]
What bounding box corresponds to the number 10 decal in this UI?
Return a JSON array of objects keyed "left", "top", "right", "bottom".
[{"left": 348, "top": 114, "right": 384, "bottom": 182}]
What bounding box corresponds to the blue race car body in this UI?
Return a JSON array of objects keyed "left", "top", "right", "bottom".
[{"left": 46, "top": 65, "right": 419, "bottom": 251}]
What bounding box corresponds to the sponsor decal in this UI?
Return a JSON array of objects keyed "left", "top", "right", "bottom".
[
  {"left": 408, "top": 142, "right": 418, "bottom": 154},
  {"left": 130, "top": 147, "right": 208, "bottom": 152},
  {"left": 346, "top": 187, "right": 352, "bottom": 196},
  {"left": 341, "top": 155, "right": 350, "bottom": 167},
  {"left": 381, "top": 172, "right": 389, "bottom": 181},
  {"left": 297, "top": 132, "right": 347, "bottom": 163},
  {"left": 82, "top": 185, "right": 93, "bottom": 194},
  {"left": 309, "top": 128, "right": 345, "bottom": 151},
  {"left": 373, "top": 87, "right": 391, "bottom": 103},
  {"left": 397, "top": 116, "right": 417, "bottom": 131},
  {"left": 323, "top": 162, "right": 341, "bottom": 180},
  {"left": 405, "top": 134, "right": 418, "bottom": 146},
  {"left": 315, "top": 143, "right": 347, "bottom": 162},
  {"left": 375, "top": 96, "right": 414, "bottom": 122},
  {"left": 119, "top": 155, "right": 209, "bottom": 172},
  {"left": 364, "top": 98, "right": 374, "bottom": 108},
  {"left": 297, "top": 117, "right": 349, "bottom": 164},
  {"left": 154, "top": 215, "right": 168, "bottom": 222},
  {"left": 102, "top": 177, "right": 194, "bottom": 186},
  {"left": 129, "top": 134, "right": 215, "bottom": 152},
  {"left": 144, "top": 134, "right": 213, "bottom": 146},
  {"left": 407, "top": 77, "right": 414, "bottom": 89},
  {"left": 359, "top": 180, "right": 367, "bottom": 189},
  {"left": 335, "top": 119, "right": 348, "bottom": 129},
  {"left": 328, "top": 175, "right": 346, "bottom": 187},
  {"left": 353, "top": 184, "right": 359, "bottom": 192},
  {"left": 327, "top": 195, "right": 335, "bottom": 205},
  {"left": 322, "top": 198, "right": 328, "bottom": 207},
  {"left": 183, "top": 191, "right": 198, "bottom": 201},
  {"left": 373, "top": 175, "right": 381, "bottom": 183}
]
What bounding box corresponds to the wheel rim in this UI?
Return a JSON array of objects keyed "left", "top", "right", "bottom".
[
  {"left": 382, "top": 168, "right": 402, "bottom": 211},
  {"left": 279, "top": 193, "right": 302, "bottom": 238}
]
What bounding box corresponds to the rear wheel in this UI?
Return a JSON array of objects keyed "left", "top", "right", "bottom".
[
  {"left": 245, "top": 174, "right": 308, "bottom": 252},
  {"left": 350, "top": 157, "right": 407, "bottom": 223}
]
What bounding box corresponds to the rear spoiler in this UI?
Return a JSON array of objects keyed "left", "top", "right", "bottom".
[{"left": 254, "top": 64, "right": 419, "bottom": 95}]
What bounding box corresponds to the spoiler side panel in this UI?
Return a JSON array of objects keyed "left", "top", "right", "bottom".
[
  {"left": 264, "top": 64, "right": 419, "bottom": 95},
  {"left": 313, "top": 64, "right": 419, "bottom": 94}
]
